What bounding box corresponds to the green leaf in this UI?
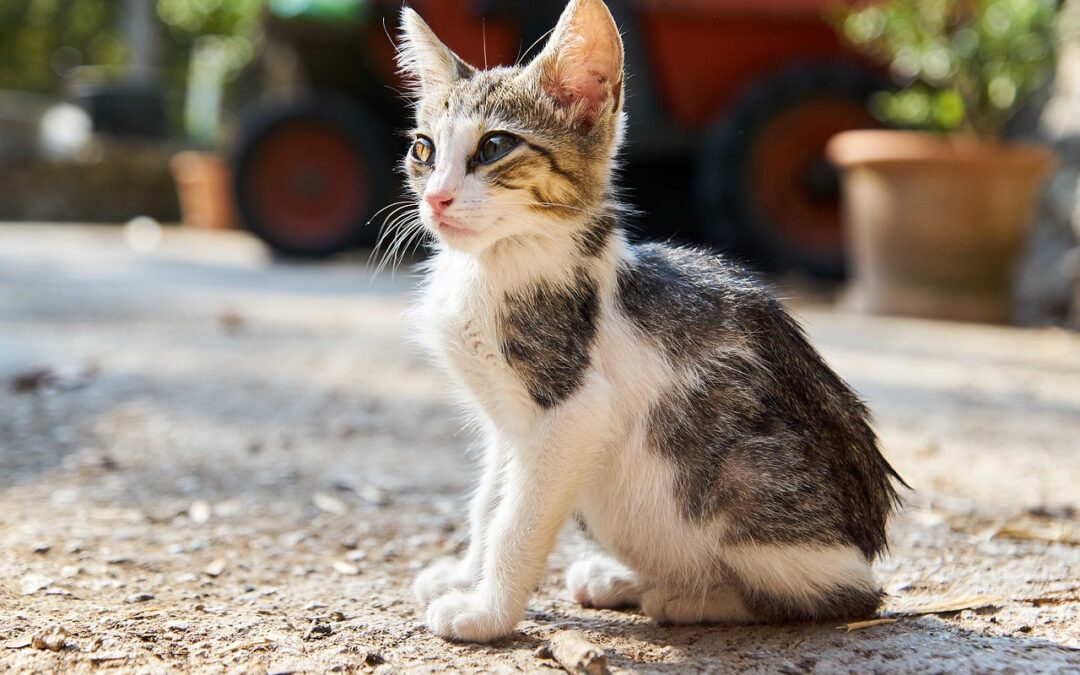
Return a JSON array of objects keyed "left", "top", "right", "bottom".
[{"left": 932, "top": 89, "right": 966, "bottom": 129}]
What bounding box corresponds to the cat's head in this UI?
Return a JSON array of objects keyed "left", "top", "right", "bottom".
[{"left": 397, "top": 0, "right": 624, "bottom": 255}]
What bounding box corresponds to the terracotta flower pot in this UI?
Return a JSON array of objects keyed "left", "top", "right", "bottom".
[
  {"left": 827, "top": 130, "right": 1055, "bottom": 323},
  {"left": 169, "top": 150, "right": 237, "bottom": 230}
]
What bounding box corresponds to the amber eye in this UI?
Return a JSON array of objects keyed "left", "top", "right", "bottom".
[
  {"left": 411, "top": 137, "right": 435, "bottom": 165},
  {"left": 475, "top": 133, "right": 519, "bottom": 164}
]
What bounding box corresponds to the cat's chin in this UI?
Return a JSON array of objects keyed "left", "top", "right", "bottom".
[
  {"left": 430, "top": 220, "right": 494, "bottom": 254},
  {"left": 436, "top": 220, "right": 477, "bottom": 239}
]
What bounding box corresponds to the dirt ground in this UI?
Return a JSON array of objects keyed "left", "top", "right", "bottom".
[{"left": 1, "top": 223, "right": 1078, "bottom": 674}]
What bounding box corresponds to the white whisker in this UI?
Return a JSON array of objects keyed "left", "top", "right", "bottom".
[{"left": 369, "top": 202, "right": 425, "bottom": 280}]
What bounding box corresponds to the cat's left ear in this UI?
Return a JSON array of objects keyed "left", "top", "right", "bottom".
[
  {"left": 530, "top": 0, "right": 624, "bottom": 132},
  {"left": 397, "top": 8, "right": 475, "bottom": 96}
]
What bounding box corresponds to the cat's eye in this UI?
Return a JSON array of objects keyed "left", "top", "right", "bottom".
[
  {"left": 411, "top": 136, "right": 435, "bottom": 166},
  {"left": 475, "top": 133, "right": 519, "bottom": 165}
]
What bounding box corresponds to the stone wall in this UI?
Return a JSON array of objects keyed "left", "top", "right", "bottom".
[{"left": 0, "top": 139, "right": 180, "bottom": 223}]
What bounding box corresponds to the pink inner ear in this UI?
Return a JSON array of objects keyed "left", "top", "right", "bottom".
[
  {"left": 535, "top": 0, "right": 623, "bottom": 130},
  {"left": 550, "top": 66, "right": 609, "bottom": 111},
  {"left": 543, "top": 51, "right": 619, "bottom": 129}
]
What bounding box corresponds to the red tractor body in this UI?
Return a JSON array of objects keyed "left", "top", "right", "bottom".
[{"left": 234, "top": 0, "right": 879, "bottom": 274}]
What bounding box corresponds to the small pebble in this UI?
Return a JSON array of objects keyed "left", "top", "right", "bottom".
[
  {"left": 357, "top": 484, "right": 390, "bottom": 507},
  {"left": 281, "top": 531, "right": 307, "bottom": 548},
  {"left": 189, "top": 501, "right": 211, "bottom": 525},
  {"left": 126, "top": 593, "right": 155, "bottom": 603},
  {"left": 314, "top": 492, "right": 349, "bottom": 515},
  {"left": 20, "top": 574, "right": 51, "bottom": 595},
  {"left": 31, "top": 626, "right": 68, "bottom": 652},
  {"left": 219, "top": 310, "right": 245, "bottom": 334},
  {"left": 332, "top": 561, "right": 361, "bottom": 576},
  {"left": 203, "top": 559, "right": 226, "bottom": 577}
]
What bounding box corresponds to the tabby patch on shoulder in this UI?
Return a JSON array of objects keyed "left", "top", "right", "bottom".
[{"left": 391, "top": 0, "right": 906, "bottom": 643}]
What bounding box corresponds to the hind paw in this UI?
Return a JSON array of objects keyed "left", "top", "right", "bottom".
[{"left": 566, "top": 556, "right": 643, "bottom": 609}]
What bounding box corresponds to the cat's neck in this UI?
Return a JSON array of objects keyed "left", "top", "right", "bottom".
[{"left": 443, "top": 214, "right": 624, "bottom": 293}]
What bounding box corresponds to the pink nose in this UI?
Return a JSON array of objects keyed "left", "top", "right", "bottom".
[{"left": 425, "top": 192, "right": 454, "bottom": 215}]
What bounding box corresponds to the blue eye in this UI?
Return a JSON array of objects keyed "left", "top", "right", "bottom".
[{"left": 475, "top": 133, "right": 519, "bottom": 164}]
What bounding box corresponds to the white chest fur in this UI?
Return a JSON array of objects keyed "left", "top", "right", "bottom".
[{"left": 416, "top": 253, "right": 539, "bottom": 431}]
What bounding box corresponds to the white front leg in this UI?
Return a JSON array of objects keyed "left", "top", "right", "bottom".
[
  {"left": 424, "top": 375, "right": 612, "bottom": 642},
  {"left": 413, "top": 433, "right": 502, "bottom": 604}
]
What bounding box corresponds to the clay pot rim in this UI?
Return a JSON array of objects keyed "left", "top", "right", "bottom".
[{"left": 827, "top": 129, "right": 1056, "bottom": 170}]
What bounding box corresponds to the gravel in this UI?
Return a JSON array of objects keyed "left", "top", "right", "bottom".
[{"left": 0, "top": 224, "right": 1077, "bottom": 673}]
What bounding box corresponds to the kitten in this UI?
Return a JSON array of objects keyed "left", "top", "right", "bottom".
[{"left": 397, "top": 0, "right": 904, "bottom": 643}]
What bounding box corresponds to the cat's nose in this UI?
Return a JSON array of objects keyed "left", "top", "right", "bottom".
[{"left": 425, "top": 191, "right": 454, "bottom": 215}]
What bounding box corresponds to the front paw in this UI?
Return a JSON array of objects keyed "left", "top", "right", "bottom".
[
  {"left": 413, "top": 557, "right": 476, "bottom": 605},
  {"left": 425, "top": 590, "right": 516, "bottom": 643}
]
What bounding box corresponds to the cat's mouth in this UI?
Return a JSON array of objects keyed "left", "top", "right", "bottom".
[{"left": 436, "top": 219, "right": 476, "bottom": 238}]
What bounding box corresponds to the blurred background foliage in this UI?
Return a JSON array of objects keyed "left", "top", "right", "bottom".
[
  {"left": 837, "top": 0, "right": 1060, "bottom": 137},
  {"left": 157, "top": 0, "right": 264, "bottom": 84},
  {"left": 0, "top": 1, "right": 125, "bottom": 92},
  {"left": 0, "top": 0, "right": 263, "bottom": 118}
]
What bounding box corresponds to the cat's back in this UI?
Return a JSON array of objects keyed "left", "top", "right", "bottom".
[
  {"left": 613, "top": 240, "right": 901, "bottom": 560},
  {"left": 615, "top": 241, "right": 777, "bottom": 358}
]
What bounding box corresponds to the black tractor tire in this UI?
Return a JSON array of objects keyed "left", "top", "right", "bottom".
[
  {"left": 231, "top": 95, "right": 391, "bottom": 258},
  {"left": 695, "top": 60, "right": 883, "bottom": 278}
]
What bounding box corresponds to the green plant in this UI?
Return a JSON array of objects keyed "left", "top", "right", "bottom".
[
  {"left": 0, "top": 1, "right": 124, "bottom": 94},
  {"left": 158, "top": 0, "right": 264, "bottom": 85},
  {"left": 0, "top": 0, "right": 262, "bottom": 139},
  {"left": 158, "top": 0, "right": 265, "bottom": 142},
  {"left": 836, "top": 0, "right": 1060, "bottom": 137}
]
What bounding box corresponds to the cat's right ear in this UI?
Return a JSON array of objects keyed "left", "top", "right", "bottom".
[{"left": 397, "top": 8, "right": 475, "bottom": 97}]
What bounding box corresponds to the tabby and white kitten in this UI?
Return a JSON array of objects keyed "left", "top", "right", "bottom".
[{"left": 398, "top": 0, "right": 903, "bottom": 643}]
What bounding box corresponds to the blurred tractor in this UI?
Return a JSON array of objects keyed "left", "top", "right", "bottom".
[{"left": 233, "top": 0, "right": 880, "bottom": 275}]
